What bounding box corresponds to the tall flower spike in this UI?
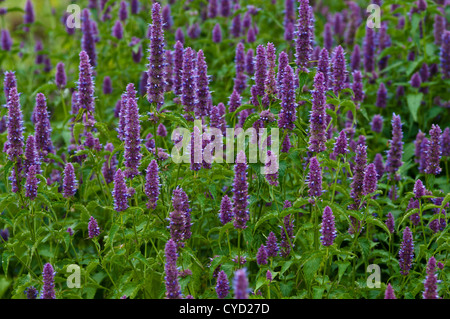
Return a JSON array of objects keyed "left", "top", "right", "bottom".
[
  {"left": 25, "top": 165, "right": 39, "bottom": 201},
  {"left": 4, "top": 71, "right": 17, "bottom": 101},
  {"left": 413, "top": 179, "right": 426, "bottom": 198},
  {"left": 320, "top": 206, "right": 337, "bottom": 246},
  {"left": 1, "top": 29, "right": 12, "bottom": 51},
  {"left": 181, "top": 47, "right": 196, "bottom": 119},
  {"left": 331, "top": 45, "right": 347, "bottom": 96},
  {"left": 264, "top": 150, "right": 279, "bottom": 186},
  {"left": 41, "top": 263, "right": 56, "bottom": 299},
  {"left": 88, "top": 216, "right": 100, "bottom": 239},
  {"left": 81, "top": 9, "right": 96, "bottom": 66},
  {"left": 256, "top": 244, "right": 268, "bottom": 265},
  {"left": 147, "top": 2, "right": 166, "bottom": 110},
  {"left": 34, "top": 93, "right": 54, "bottom": 159},
  {"left": 423, "top": 256, "right": 440, "bottom": 299},
  {"left": 295, "top": 0, "right": 313, "bottom": 72},
  {"left": 63, "top": 163, "right": 77, "bottom": 198},
  {"left": 102, "top": 143, "right": 117, "bottom": 184},
  {"left": 352, "top": 70, "right": 364, "bottom": 103},
  {"left": 6, "top": 86, "right": 24, "bottom": 161},
  {"left": 350, "top": 44, "right": 361, "bottom": 72},
  {"left": 212, "top": 23, "right": 222, "bottom": 43},
  {"left": 323, "top": 23, "right": 333, "bottom": 52},
  {"left": 419, "top": 138, "right": 429, "bottom": 173},
  {"left": 24, "top": 0, "right": 35, "bottom": 25},
  {"left": 363, "top": 26, "right": 375, "bottom": 73},
  {"left": 234, "top": 42, "right": 247, "bottom": 94},
  {"left": 190, "top": 125, "right": 202, "bottom": 171},
  {"left": 173, "top": 41, "right": 184, "bottom": 96},
  {"left": 277, "top": 51, "right": 289, "bottom": 97},
  {"left": 278, "top": 65, "right": 297, "bottom": 131},
  {"left": 245, "top": 48, "right": 254, "bottom": 76},
  {"left": 399, "top": 226, "right": 414, "bottom": 275},
  {"left": 233, "top": 268, "right": 249, "bottom": 299},
  {"left": 164, "top": 50, "right": 173, "bottom": 92},
  {"left": 385, "top": 212, "right": 395, "bottom": 234},
  {"left": 371, "top": 114, "right": 383, "bottom": 133},
  {"left": 145, "top": 160, "right": 160, "bottom": 210},
  {"left": 216, "top": 270, "right": 230, "bottom": 299},
  {"left": 363, "top": 163, "right": 378, "bottom": 195},
  {"left": 265, "top": 231, "right": 279, "bottom": 257},
  {"left": 263, "top": 42, "right": 278, "bottom": 105},
  {"left": 195, "top": 49, "right": 210, "bottom": 118},
  {"left": 164, "top": 239, "right": 182, "bottom": 299},
  {"left": 24, "top": 135, "right": 40, "bottom": 174},
  {"left": 384, "top": 283, "right": 396, "bottom": 299},
  {"left": 251, "top": 45, "right": 266, "bottom": 106},
  {"left": 124, "top": 83, "right": 142, "bottom": 179},
  {"left": 307, "top": 156, "right": 322, "bottom": 198},
  {"left": 317, "top": 48, "right": 330, "bottom": 90},
  {"left": 333, "top": 130, "right": 349, "bottom": 156},
  {"left": 425, "top": 124, "right": 442, "bottom": 175},
  {"left": 440, "top": 30, "right": 450, "bottom": 79},
  {"left": 228, "top": 89, "right": 241, "bottom": 113},
  {"left": 219, "top": 195, "right": 233, "bottom": 225},
  {"left": 55, "top": 62, "right": 67, "bottom": 89},
  {"left": 112, "top": 168, "right": 129, "bottom": 212},
  {"left": 376, "top": 82, "right": 387, "bottom": 108},
  {"left": 385, "top": 114, "right": 403, "bottom": 181},
  {"left": 442, "top": 127, "right": 450, "bottom": 157},
  {"left": 374, "top": 153, "right": 385, "bottom": 180},
  {"left": 233, "top": 151, "right": 249, "bottom": 230},
  {"left": 169, "top": 187, "right": 187, "bottom": 248},
  {"left": 77, "top": 51, "right": 96, "bottom": 128},
  {"left": 434, "top": 13, "right": 445, "bottom": 46},
  {"left": 350, "top": 144, "right": 367, "bottom": 208},
  {"left": 308, "top": 72, "right": 327, "bottom": 153},
  {"left": 414, "top": 130, "right": 426, "bottom": 164}
]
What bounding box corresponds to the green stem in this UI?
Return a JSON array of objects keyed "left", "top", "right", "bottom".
[{"left": 330, "top": 158, "right": 341, "bottom": 205}]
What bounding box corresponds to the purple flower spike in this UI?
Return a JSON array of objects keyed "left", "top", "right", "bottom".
[
  {"left": 441, "top": 127, "right": 450, "bottom": 157},
  {"left": 208, "top": 0, "right": 218, "bottom": 18},
  {"left": 419, "top": 138, "right": 430, "bottom": 173},
  {"left": 350, "top": 144, "right": 367, "bottom": 208},
  {"left": 363, "top": 26, "right": 375, "bottom": 73},
  {"left": 190, "top": 126, "right": 202, "bottom": 171},
  {"left": 25, "top": 165, "right": 39, "bottom": 201},
  {"left": 363, "top": 163, "right": 378, "bottom": 195},
  {"left": 264, "top": 150, "right": 279, "bottom": 186},
  {"left": 145, "top": 160, "right": 160, "bottom": 210},
  {"left": 371, "top": 114, "right": 383, "bottom": 133},
  {"left": 320, "top": 206, "right": 337, "bottom": 246},
  {"left": 308, "top": 156, "right": 323, "bottom": 198},
  {"left": 439, "top": 31, "right": 450, "bottom": 79},
  {"left": 233, "top": 151, "right": 249, "bottom": 230},
  {"left": 245, "top": 49, "right": 254, "bottom": 76},
  {"left": 216, "top": 270, "right": 230, "bottom": 299},
  {"left": 308, "top": 72, "right": 327, "bottom": 153},
  {"left": 6, "top": 87, "right": 24, "bottom": 161},
  {"left": 41, "top": 263, "right": 56, "bottom": 299},
  {"left": 195, "top": 49, "right": 211, "bottom": 118},
  {"left": 256, "top": 244, "right": 268, "bottom": 265},
  {"left": 384, "top": 283, "right": 396, "bottom": 299},
  {"left": 112, "top": 20, "right": 123, "bottom": 40},
  {"left": 228, "top": 89, "right": 241, "bottom": 113},
  {"left": 88, "top": 216, "right": 100, "bottom": 239},
  {"left": 385, "top": 114, "right": 403, "bottom": 181},
  {"left": 280, "top": 214, "right": 294, "bottom": 257},
  {"left": 374, "top": 153, "right": 385, "bottom": 180},
  {"left": 323, "top": 23, "right": 333, "bottom": 52},
  {"left": 423, "top": 256, "right": 440, "bottom": 299},
  {"left": 1, "top": 29, "right": 12, "bottom": 51},
  {"left": 233, "top": 268, "right": 249, "bottom": 299},
  {"left": 219, "top": 195, "right": 233, "bottom": 225},
  {"left": 234, "top": 42, "right": 247, "bottom": 94},
  {"left": 231, "top": 13, "right": 241, "bottom": 38},
  {"left": 334, "top": 130, "right": 349, "bottom": 156},
  {"left": 410, "top": 72, "right": 421, "bottom": 88},
  {"left": 119, "top": 1, "right": 128, "bottom": 21},
  {"left": 164, "top": 239, "right": 182, "bottom": 299},
  {"left": 164, "top": 50, "right": 173, "bottom": 92},
  {"left": 331, "top": 45, "right": 347, "bottom": 96},
  {"left": 24, "top": 135, "right": 40, "bottom": 175},
  {"left": 413, "top": 179, "right": 426, "bottom": 198},
  {"left": 414, "top": 130, "right": 426, "bottom": 164},
  {"left": 295, "top": 0, "right": 314, "bottom": 72},
  {"left": 277, "top": 51, "right": 289, "bottom": 96},
  {"left": 350, "top": 44, "right": 361, "bottom": 72},
  {"left": 264, "top": 42, "right": 278, "bottom": 102},
  {"left": 352, "top": 70, "right": 364, "bottom": 103},
  {"left": 55, "top": 62, "right": 67, "bottom": 89},
  {"left": 81, "top": 9, "right": 96, "bottom": 66},
  {"left": 278, "top": 65, "right": 297, "bottom": 131},
  {"left": 266, "top": 231, "right": 279, "bottom": 257},
  {"left": 173, "top": 41, "right": 184, "bottom": 96},
  {"left": 25, "top": 286, "right": 38, "bottom": 300},
  {"left": 175, "top": 27, "right": 184, "bottom": 44},
  {"left": 317, "top": 48, "right": 330, "bottom": 90},
  {"left": 385, "top": 212, "right": 395, "bottom": 234},
  {"left": 77, "top": 51, "right": 96, "bottom": 128},
  {"left": 425, "top": 124, "right": 442, "bottom": 175},
  {"left": 123, "top": 83, "right": 142, "bottom": 179},
  {"left": 181, "top": 47, "right": 196, "bottom": 118},
  {"left": 399, "top": 226, "right": 414, "bottom": 275},
  {"left": 24, "top": 0, "right": 35, "bottom": 25},
  {"left": 112, "top": 168, "right": 129, "bottom": 212},
  {"left": 102, "top": 143, "right": 117, "bottom": 184},
  {"left": 147, "top": 2, "right": 166, "bottom": 110},
  {"left": 251, "top": 45, "right": 266, "bottom": 106},
  {"left": 63, "top": 163, "right": 77, "bottom": 198},
  {"left": 4, "top": 71, "right": 17, "bottom": 101},
  {"left": 102, "top": 76, "right": 112, "bottom": 95},
  {"left": 212, "top": 23, "right": 222, "bottom": 43}
]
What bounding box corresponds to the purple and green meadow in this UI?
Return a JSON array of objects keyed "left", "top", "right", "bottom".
[{"left": 0, "top": 0, "right": 448, "bottom": 299}]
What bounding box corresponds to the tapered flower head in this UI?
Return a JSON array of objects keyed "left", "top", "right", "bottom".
[
  {"left": 195, "top": 49, "right": 211, "bottom": 118},
  {"left": 112, "top": 168, "right": 129, "bottom": 212},
  {"left": 350, "top": 144, "right": 367, "bottom": 207},
  {"left": 385, "top": 212, "right": 395, "bottom": 234},
  {"left": 6, "top": 87, "right": 24, "bottom": 161},
  {"left": 331, "top": 45, "right": 347, "bottom": 95},
  {"left": 334, "top": 130, "right": 349, "bottom": 156},
  {"left": 423, "top": 256, "right": 440, "bottom": 299},
  {"left": 441, "top": 127, "right": 450, "bottom": 157},
  {"left": 256, "top": 244, "right": 268, "bottom": 265},
  {"left": 25, "top": 165, "right": 39, "bottom": 201},
  {"left": 173, "top": 41, "right": 184, "bottom": 96},
  {"left": 55, "top": 62, "right": 67, "bottom": 89},
  {"left": 385, "top": 114, "right": 403, "bottom": 181},
  {"left": 425, "top": 124, "right": 442, "bottom": 175},
  {"left": 219, "top": 195, "right": 233, "bottom": 225},
  {"left": 295, "top": 0, "right": 314, "bottom": 72},
  {"left": 41, "top": 263, "right": 56, "bottom": 299},
  {"left": 1, "top": 29, "right": 12, "bottom": 51},
  {"left": 216, "top": 270, "right": 230, "bottom": 299},
  {"left": 123, "top": 83, "right": 142, "bottom": 179},
  {"left": 384, "top": 283, "right": 396, "bottom": 299},
  {"left": 145, "top": 160, "right": 160, "bottom": 210},
  {"left": 363, "top": 163, "right": 378, "bottom": 195},
  {"left": 63, "top": 163, "right": 77, "bottom": 198},
  {"left": 371, "top": 114, "right": 383, "bottom": 133},
  {"left": 308, "top": 72, "right": 327, "bottom": 153},
  {"left": 24, "top": 0, "right": 35, "bottom": 25},
  {"left": 233, "top": 151, "right": 249, "bottom": 230},
  {"left": 278, "top": 65, "right": 297, "bottom": 131},
  {"left": 307, "top": 156, "right": 322, "bottom": 198},
  {"left": 147, "top": 2, "right": 166, "bottom": 110},
  {"left": 88, "top": 216, "right": 100, "bottom": 239},
  {"left": 233, "top": 268, "right": 249, "bottom": 299},
  {"left": 212, "top": 23, "right": 222, "bottom": 43},
  {"left": 77, "top": 50, "right": 96, "bottom": 127},
  {"left": 399, "top": 227, "right": 414, "bottom": 275},
  {"left": 320, "top": 206, "right": 337, "bottom": 246},
  {"left": 440, "top": 31, "right": 449, "bottom": 79},
  {"left": 376, "top": 82, "right": 387, "bottom": 108},
  {"left": 265, "top": 231, "right": 279, "bottom": 258},
  {"left": 164, "top": 239, "right": 181, "bottom": 299},
  {"left": 81, "top": 9, "right": 96, "bottom": 66}
]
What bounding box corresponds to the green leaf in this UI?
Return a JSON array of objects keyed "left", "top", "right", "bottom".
[
  {"left": 406, "top": 93, "right": 423, "bottom": 122},
  {"left": 303, "top": 254, "right": 323, "bottom": 282},
  {"left": 73, "top": 123, "right": 85, "bottom": 144},
  {"left": 366, "top": 216, "right": 392, "bottom": 236}
]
